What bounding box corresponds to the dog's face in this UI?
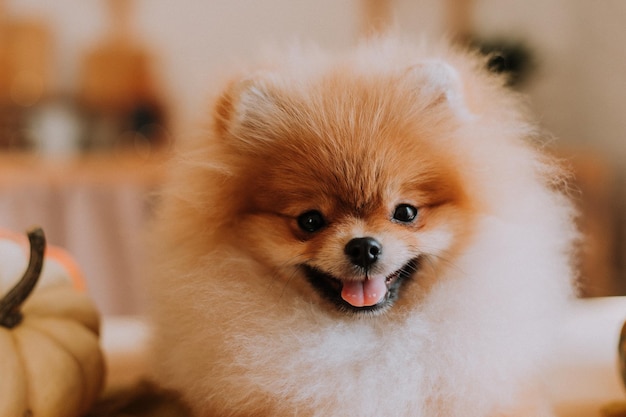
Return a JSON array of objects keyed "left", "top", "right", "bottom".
[{"left": 217, "top": 63, "right": 478, "bottom": 315}]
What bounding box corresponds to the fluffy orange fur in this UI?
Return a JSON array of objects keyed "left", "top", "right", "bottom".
[{"left": 146, "top": 38, "right": 577, "bottom": 417}]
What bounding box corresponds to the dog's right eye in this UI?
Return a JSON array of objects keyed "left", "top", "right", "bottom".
[{"left": 297, "top": 210, "right": 326, "bottom": 233}]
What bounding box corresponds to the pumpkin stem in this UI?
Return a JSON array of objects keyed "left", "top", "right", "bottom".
[{"left": 0, "top": 227, "right": 46, "bottom": 328}]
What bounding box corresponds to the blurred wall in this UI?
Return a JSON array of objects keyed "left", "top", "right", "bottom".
[
  {"left": 473, "top": 0, "right": 626, "bottom": 166},
  {"left": 134, "top": 0, "right": 361, "bottom": 136},
  {"left": 7, "top": 0, "right": 361, "bottom": 137},
  {"left": 390, "top": 0, "right": 626, "bottom": 165},
  {"left": 9, "top": 0, "right": 626, "bottom": 163}
]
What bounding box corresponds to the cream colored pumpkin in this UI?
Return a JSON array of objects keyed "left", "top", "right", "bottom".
[{"left": 0, "top": 228, "right": 105, "bottom": 417}]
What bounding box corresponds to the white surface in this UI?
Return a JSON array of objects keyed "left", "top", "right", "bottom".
[
  {"left": 101, "top": 315, "right": 152, "bottom": 389},
  {"left": 548, "top": 297, "right": 626, "bottom": 416}
]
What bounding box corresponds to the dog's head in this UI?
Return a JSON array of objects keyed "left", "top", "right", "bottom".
[{"left": 209, "top": 57, "right": 482, "bottom": 315}]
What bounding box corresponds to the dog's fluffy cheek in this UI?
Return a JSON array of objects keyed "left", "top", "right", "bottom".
[
  {"left": 232, "top": 214, "right": 306, "bottom": 270},
  {"left": 419, "top": 204, "right": 477, "bottom": 256}
]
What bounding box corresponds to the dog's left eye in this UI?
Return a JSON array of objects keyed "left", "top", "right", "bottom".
[
  {"left": 392, "top": 204, "right": 418, "bottom": 223},
  {"left": 297, "top": 210, "right": 326, "bottom": 233}
]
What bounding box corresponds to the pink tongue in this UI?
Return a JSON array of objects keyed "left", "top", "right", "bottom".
[{"left": 341, "top": 277, "right": 387, "bottom": 307}]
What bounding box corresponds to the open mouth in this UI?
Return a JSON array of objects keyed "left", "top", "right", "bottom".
[{"left": 301, "top": 259, "right": 419, "bottom": 314}]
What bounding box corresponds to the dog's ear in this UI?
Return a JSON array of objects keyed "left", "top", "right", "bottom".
[
  {"left": 213, "top": 79, "right": 242, "bottom": 137},
  {"left": 212, "top": 75, "right": 279, "bottom": 141},
  {"left": 405, "top": 60, "right": 473, "bottom": 119}
]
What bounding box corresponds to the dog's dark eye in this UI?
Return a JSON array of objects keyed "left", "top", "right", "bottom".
[
  {"left": 297, "top": 210, "right": 326, "bottom": 233},
  {"left": 392, "top": 204, "right": 418, "bottom": 223}
]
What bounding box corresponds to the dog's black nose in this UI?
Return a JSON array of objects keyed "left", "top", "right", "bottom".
[{"left": 344, "top": 237, "right": 382, "bottom": 268}]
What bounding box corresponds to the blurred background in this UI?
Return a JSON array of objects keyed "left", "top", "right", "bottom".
[{"left": 0, "top": 0, "right": 624, "bottom": 315}]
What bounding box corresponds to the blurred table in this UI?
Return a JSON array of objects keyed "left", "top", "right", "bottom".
[{"left": 0, "top": 151, "right": 166, "bottom": 314}]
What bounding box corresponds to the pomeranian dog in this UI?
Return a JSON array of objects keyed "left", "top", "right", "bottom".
[{"left": 146, "top": 38, "right": 578, "bottom": 417}]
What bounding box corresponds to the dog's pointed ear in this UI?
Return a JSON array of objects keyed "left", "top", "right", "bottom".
[
  {"left": 212, "top": 75, "right": 278, "bottom": 140},
  {"left": 405, "top": 60, "right": 473, "bottom": 119}
]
